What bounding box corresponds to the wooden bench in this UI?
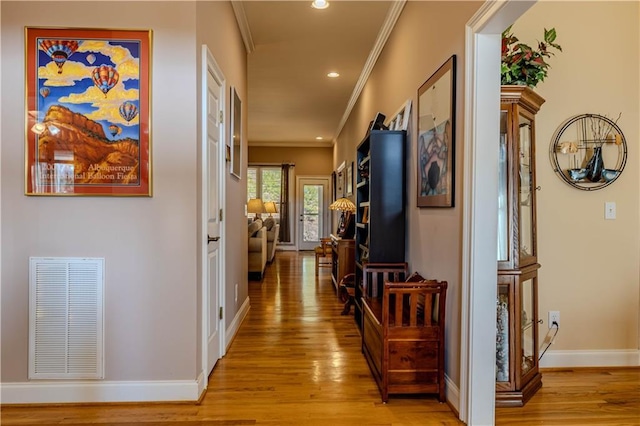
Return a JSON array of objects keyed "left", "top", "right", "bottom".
[{"left": 359, "top": 263, "right": 447, "bottom": 403}]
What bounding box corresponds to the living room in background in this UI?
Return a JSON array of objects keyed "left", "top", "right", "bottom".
[
  {"left": 248, "top": 164, "right": 294, "bottom": 244},
  {"left": 247, "top": 166, "right": 280, "bottom": 220}
]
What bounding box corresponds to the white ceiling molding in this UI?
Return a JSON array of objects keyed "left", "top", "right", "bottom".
[
  {"left": 248, "top": 140, "right": 333, "bottom": 148},
  {"left": 334, "top": 0, "right": 407, "bottom": 139},
  {"left": 231, "top": 1, "right": 255, "bottom": 54}
]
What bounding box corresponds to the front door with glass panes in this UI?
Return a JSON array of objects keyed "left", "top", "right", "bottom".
[{"left": 296, "top": 177, "right": 329, "bottom": 251}]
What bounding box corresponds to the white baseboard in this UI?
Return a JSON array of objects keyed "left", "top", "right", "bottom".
[
  {"left": 1, "top": 300, "right": 254, "bottom": 405},
  {"left": 438, "top": 352, "right": 637, "bottom": 421},
  {"left": 225, "top": 295, "right": 250, "bottom": 352},
  {"left": 0, "top": 379, "right": 200, "bottom": 404},
  {"left": 445, "top": 373, "right": 460, "bottom": 413},
  {"left": 540, "top": 349, "right": 640, "bottom": 368},
  {"left": 196, "top": 370, "right": 206, "bottom": 401}
]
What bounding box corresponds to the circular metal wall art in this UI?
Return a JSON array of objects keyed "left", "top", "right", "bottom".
[{"left": 549, "top": 113, "right": 627, "bottom": 191}]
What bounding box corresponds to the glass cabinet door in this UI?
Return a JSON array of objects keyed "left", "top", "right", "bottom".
[
  {"left": 520, "top": 277, "right": 536, "bottom": 377},
  {"left": 518, "top": 113, "right": 534, "bottom": 259},
  {"left": 496, "top": 283, "right": 511, "bottom": 384},
  {"left": 497, "top": 111, "right": 509, "bottom": 262}
]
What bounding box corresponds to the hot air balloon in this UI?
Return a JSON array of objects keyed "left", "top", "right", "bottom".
[
  {"left": 86, "top": 53, "right": 96, "bottom": 65},
  {"left": 108, "top": 124, "right": 121, "bottom": 137},
  {"left": 119, "top": 101, "right": 139, "bottom": 123},
  {"left": 39, "top": 87, "right": 50, "bottom": 98},
  {"left": 91, "top": 65, "right": 119, "bottom": 97},
  {"left": 38, "top": 39, "right": 80, "bottom": 74}
]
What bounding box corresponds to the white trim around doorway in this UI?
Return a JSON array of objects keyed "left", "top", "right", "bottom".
[{"left": 460, "top": 1, "right": 537, "bottom": 424}]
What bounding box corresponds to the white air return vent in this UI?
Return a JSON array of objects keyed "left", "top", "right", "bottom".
[{"left": 29, "top": 257, "right": 104, "bottom": 379}]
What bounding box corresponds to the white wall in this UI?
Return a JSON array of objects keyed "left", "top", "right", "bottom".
[
  {"left": 1, "top": 1, "right": 199, "bottom": 387},
  {"left": 195, "top": 0, "right": 249, "bottom": 365}
]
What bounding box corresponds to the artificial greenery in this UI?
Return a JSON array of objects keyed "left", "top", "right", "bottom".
[{"left": 501, "top": 25, "right": 562, "bottom": 87}]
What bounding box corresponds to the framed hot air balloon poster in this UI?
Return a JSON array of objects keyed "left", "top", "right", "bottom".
[{"left": 25, "top": 27, "right": 152, "bottom": 196}]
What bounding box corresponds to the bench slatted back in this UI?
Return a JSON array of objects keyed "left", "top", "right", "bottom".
[
  {"left": 384, "top": 280, "right": 448, "bottom": 329},
  {"left": 361, "top": 263, "right": 408, "bottom": 299}
]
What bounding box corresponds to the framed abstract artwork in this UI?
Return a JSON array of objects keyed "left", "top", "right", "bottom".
[
  {"left": 230, "top": 86, "right": 242, "bottom": 179},
  {"left": 25, "top": 27, "right": 152, "bottom": 196},
  {"left": 417, "top": 55, "right": 456, "bottom": 207}
]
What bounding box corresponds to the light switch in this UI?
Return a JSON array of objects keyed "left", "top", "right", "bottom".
[{"left": 605, "top": 201, "right": 616, "bottom": 220}]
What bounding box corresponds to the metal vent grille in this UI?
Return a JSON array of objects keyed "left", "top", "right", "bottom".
[{"left": 29, "top": 257, "right": 104, "bottom": 379}]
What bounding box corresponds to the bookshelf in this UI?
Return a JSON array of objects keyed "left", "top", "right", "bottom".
[{"left": 353, "top": 130, "right": 406, "bottom": 328}]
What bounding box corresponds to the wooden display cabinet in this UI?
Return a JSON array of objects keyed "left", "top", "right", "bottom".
[
  {"left": 329, "top": 235, "right": 355, "bottom": 294},
  {"left": 496, "top": 85, "right": 545, "bottom": 407}
]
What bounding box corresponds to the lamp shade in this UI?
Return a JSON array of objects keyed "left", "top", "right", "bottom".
[
  {"left": 264, "top": 201, "right": 278, "bottom": 214},
  {"left": 247, "top": 198, "right": 266, "bottom": 215},
  {"left": 329, "top": 197, "right": 356, "bottom": 212}
]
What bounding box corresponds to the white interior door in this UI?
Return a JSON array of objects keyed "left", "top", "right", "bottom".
[
  {"left": 203, "top": 47, "right": 224, "bottom": 376},
  {"left": 296, "top": 177, "right": 330, "bottom": 251}
]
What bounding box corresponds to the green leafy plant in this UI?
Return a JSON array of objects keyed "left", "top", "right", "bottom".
[{"left": 501, "top": 25, "right": 562, "bottom": 87}]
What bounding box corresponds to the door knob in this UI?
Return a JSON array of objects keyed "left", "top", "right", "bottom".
[{"left": 208, "top": 235, "right": 220, "bottom": 243}]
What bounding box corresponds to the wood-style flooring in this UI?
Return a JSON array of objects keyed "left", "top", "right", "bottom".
[{"left": 2, "top": 251, "right": 639, "bottom": 425}]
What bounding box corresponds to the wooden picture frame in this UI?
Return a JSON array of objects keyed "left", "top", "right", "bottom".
[
  {"left": 346, "top": 161, "right": 354, "bottom": 196},
  {"left": 331, "top": 171, "right": 337, "bottom": 201},
  {"left": 387, "top": 99, "right": 412, "bottom": 131},
  {"left": 417, "top": 55, "right": 456, "bottom": 207},
  {"left": 230, "top": 87, "right": 242, "bottom": 179},
  {"left": 25, "top": 27, "right": 152, "bottom": 196},
  {"left": 336, "top": 161, "right": 345, "bottom": 198}
]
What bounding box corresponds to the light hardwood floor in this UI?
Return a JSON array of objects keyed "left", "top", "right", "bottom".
[{"left": 2, "top": 251, "right": 639, "bottom": 425}]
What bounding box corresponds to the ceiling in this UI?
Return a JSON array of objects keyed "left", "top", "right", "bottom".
[{"left": 233, "top": 1, "right": 398, "bottom": 147}]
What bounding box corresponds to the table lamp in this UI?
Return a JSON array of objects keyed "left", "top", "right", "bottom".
[
  {"left": 329, "top": 197, "right": 356, "bottom": 238},
  {"left": 247, "top": 198, "right": 266, "bottom": 220},
  {"left": 264, "top": 201, "right": 278, "bottom": 217}
]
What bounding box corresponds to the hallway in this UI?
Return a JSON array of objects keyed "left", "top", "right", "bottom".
[{"left": 203, "top": 251, "right": 462, "bottom": 424}]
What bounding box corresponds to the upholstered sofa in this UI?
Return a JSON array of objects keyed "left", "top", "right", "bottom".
[
  {"left": 248, "top": 219, "right": 267, "bottom": 280},
  {"left": 263, "top": 217, "right": 280, "bottom": 263}
]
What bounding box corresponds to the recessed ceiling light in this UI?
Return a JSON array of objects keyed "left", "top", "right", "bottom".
[
  {"left": 316, "top": 136, "right": 324, "bottom": 140},
  {"left": 327, "top": 72, "right": 340, "bottom": 78},
  {"left": 311, "top": 0, "right": 329, "bottom": 10}
]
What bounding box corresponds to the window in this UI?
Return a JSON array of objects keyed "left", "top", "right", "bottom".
[{"left": 247, "top": 166, "right": 282, "bottom": 221}]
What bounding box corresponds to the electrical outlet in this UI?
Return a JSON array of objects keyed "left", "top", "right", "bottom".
[{"left": 548, "top": 311, "right": 560, "bottom": 328}]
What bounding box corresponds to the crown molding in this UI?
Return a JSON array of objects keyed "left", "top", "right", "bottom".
[
  {"left": 231, "top": 1, "right": 255, "bottom": 54},
  {"left": 334, "top": 0, "right": 407, "bottom": 139}
]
